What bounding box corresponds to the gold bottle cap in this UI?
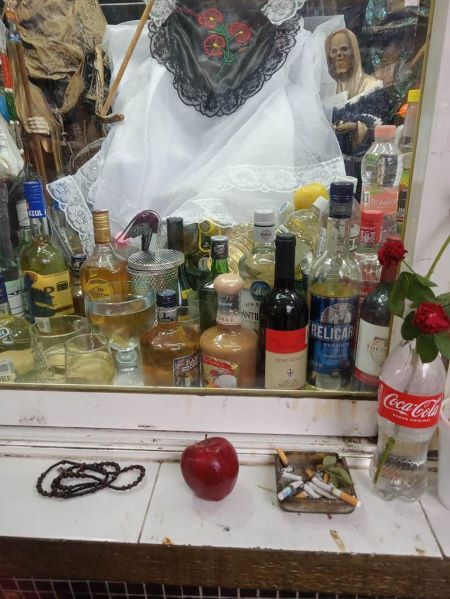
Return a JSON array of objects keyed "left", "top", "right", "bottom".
[{"left": 93, "top": 210, "right": 111, "bottom": 244}]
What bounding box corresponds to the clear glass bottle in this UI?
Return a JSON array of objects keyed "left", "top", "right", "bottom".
[
  {"left": 199, "top": 235, "right": 230, "bottom": 333},
  {"left": 335, "top": 175, "right": 360, "bottom": 253},
  {"left": 200, "top": 273, "right": 257, "bottom": 389},
  {"left": 140, "top": 289, "right": 200, "bottom": 387},
  {"left": 0, "top": 273, "right": 34, "bottom": 382},
  {"left": 0, "top": 183, "right": 24, "bottom": 317},
  {"left": 50, "top": 198, "right": 84, "bottom": 257},
  {"left": 238, "top": 210, "right": 275, "bottom": 333},
  {"left": 166, "top": 216, "right": 194, "bottom": 307},
  {"left": 361, "top": 125, "right": 403, "bottom": 241},
  {"left": 21, "top": 181, "right": 74, "bottom": 323},
  {"left": 353, "top": 208, "right": 384, "bottom": 308},
  {"left": 70, "top": 253, "right": 87, "bottom": 316},
  {"left": 80, "top": 209, "right": 129, "bottom": 301},
  {"left": 307, "top": 182, "right": 361, "bottom": 389}
]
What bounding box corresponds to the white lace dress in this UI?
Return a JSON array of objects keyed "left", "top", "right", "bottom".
[{"left": 48, "top": 0, "right": 345, "bottom": 243}]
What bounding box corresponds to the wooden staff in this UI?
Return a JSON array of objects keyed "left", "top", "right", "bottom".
[{"left": 98, "top": 0, "right": 155, "bottom": 123}]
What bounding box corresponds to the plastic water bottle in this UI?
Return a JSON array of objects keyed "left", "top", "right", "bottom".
[
  {"left": 369, "top": 340, "right": 446, "bottom": 501},
  {"left": 361, "top": 125, "right": 403, "bottom": 241}
]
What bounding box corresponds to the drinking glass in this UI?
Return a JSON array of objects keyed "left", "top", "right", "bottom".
[
  {"left": 438, "top": 397, "right": 450, "bottom": 510},
  {"left": 31, "top": 316, "right": 88, "bottom": 382},
  {"left": 65, "top": 333, "right": 116, "bottom": 385}
]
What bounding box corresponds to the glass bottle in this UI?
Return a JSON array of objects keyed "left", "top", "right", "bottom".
[
  {"left": 140, "top": 289, "right": 200, "bottom": 387},
  {"left": 70, "top": 253, "right": 87, "bottom": 316},
  {"left": 0, "top": 273, "right": 34, "bottom": 382},
  {"left": 334, "top": 175, "right": 361, "bottom": 253},
  {"left": 353, "top": 254, "right": 397, "bottom": 391},
  {"left": 0, "top": 183, "right": 24, "bottom": 317},
  {"left": 80, "top": 209, "right": 129, "bottom": 301},
  {"left": 307, "top": 182, "right": 361, "bottom": 389},
  {"left": 185, "top": 219, "right": 221, "bottom": 290},
  {"left": 199, "top": 235, "right": 230, "bottom": 333},
  {"left": 50, "top": 198, "right": 84, "bottom": 256},
  {"left": 166, "top": 216, "right": 194, "bottom": 307},
  {"left": 238, "top": 209, "right": 275, "bottom": 333},
  {"left": 21, "top": 181, "right": 74, "bottom": 323},
  {"left": 259, "top": 233, "right": 309, "bottom": 390},
  {"left": 200, "top": 273, "right": 257, "bottom": 389},
  {"left": 354, "top": 208, "right": 384, "bottom": 309},
  {"left": 13, "top": 198, "right": 32, "bottom": 260}
]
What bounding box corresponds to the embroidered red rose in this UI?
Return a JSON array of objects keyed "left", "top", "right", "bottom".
[
  {"left": 228, "top": 21, "right": 252, "bottom": 44},
  {"left": 198, "top": 9, "right": 224, "bottom": 30},
  {"left": 203, "top": 34, "right": 226, "bottom": 57},
  {"left": 412, "top": 303, "right": 450, "bottom": 334},
  {"left": 378, "top": 239, "right": 407, "bottom": 268}
]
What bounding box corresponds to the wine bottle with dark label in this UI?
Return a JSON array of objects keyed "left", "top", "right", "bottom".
[{"left": 259, "top": 233, "right": 309, "bottom": 390}]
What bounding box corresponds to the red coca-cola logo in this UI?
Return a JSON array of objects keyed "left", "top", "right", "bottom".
[{"left": 378, "top": 381, "right": 443, "bottom": 429}]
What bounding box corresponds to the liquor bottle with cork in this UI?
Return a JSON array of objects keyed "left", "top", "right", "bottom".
[
  {"left": 140, "top": 289, "right": 201, "bottom": 387},
  {"left": 0, "top": 183, "right": 24, "bottom": 317},
  {"left": 21, "top": 181, "right": 74, "bottom": 322},
  {"left": 238, "top": 210, "right": 275, "bottom": 333},
  {"left": 200, "top": 273, "right": 257, "bottom": 389},
  {"left": 353, "top": 236, "right": 398, "bottom": 391},
  {"left": 166, "top": 217, "right": 193, "bottom": 306},
  {"left": 80, "top": 209, "right": 128, "bottom": 301},
  {"left": 259, "top": 233, "right": 309, "bottom": 390},
  {"left": 0, "top": 274, "right": 34, "bottom": 382},
  {"left": 307, "top": 182, "right": 361, "bottom": 390},
  {"left": 199, "top": 235, "right": 230, "bottom": 333}
]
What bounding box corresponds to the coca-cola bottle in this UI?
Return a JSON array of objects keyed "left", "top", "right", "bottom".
[{"left": 369, "top": 339, "right": 446, "bottom": 501}]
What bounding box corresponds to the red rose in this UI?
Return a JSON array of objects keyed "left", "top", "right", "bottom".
[
  {"left": 378, "top": 239, "right": 407, "bottom": 268},
  {"left": 412, "top": 303, "right": 450, "bottom": 334},
  {"left": 203, "top": 34, "right": 226, "bottom": 57},
  {"left": 228, "top": 21, "right": 252, "bottom": 44},
  {"left": 198, "top": 9, "right": 224, "bottom": 29}
]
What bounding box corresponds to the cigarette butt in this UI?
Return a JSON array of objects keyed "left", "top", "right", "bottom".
[
  {"left": 333, "top": 488, "right": 360, "bottom": 508},
  {"left": 305, "top": 468, "right": 314, "bottom": 479},
  {"left": 276, "top": 448, "right": 289, "bottom": 467},
  {"left": 295, "top": 491, "right": 308, "bottom": 499},
  {"left": 323, "top": 472, "right": 330, "bottom": 484}
]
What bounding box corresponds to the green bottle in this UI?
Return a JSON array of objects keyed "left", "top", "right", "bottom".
[
  {"left": 199, "top": 235, "right": 230, "bottom": 333},
  {"left": 21, "top": 181, "right": 74, "bottom": 323}
]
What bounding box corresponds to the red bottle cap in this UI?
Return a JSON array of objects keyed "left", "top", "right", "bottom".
[{"left": 360, "top": 209, "right": 384, "bottom": 244}]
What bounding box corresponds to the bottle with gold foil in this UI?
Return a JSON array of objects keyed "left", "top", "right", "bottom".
[
  {"left": 21, "top": 182, "right": 74, "bottom": 323},
  {"left": 80, "top": 210, "right": 128, "bottom": 301}
]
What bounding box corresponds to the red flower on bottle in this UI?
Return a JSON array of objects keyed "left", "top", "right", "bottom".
[
  {"left": 198, "top": 8, "right": 224, "bottom": 30},
  {"left": 378, "top": 239, "right": 407, "bottom": 268},
  {"left": 203, "top": 34, "right": 226, "bottom": 57},
  {"left": 412, "top": 303, "right": 450, "bottom": 334},
  {"left": 228, "top": 21, "right": 252, "bottom": 44}
]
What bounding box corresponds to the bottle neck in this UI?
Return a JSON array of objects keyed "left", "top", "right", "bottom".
[
  {"left": 358, "top": 227, "right": 382, "bottom": 251},
  {"left": 326, "top": 217, "right": 351, "bottom": 256},
  {"left": 253, "top": 224, "right": 275, "bottom": 250},
  {"left": 210, "top": 257, "right": 229, "bottom": 277},
  {"left": 216, "top": 292, "right": 241, "bottom": 328},
  {"left": 380, "top": 262, "right": 398, "bottom": 284},
  {"left": 274, "top": 245, "right": 295, "bottom": 291},
  {"left": 0, "top": 299, "right": 11, "bottom": 316},
  {"left": 30, "top": 216, "right": 50, "bottom": 241},
  {"left": 157, "top": 305, "right": 178, "bottom": 324}
]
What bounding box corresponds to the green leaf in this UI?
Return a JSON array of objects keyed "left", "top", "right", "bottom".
[
  {"left": 435, "top": 332, "right": 450, "bottom": 359},
  {"left": 322, "top": 455, "right": 337, "bottom": 468},
  {"left": 401, "top": 311, "right": 420, "bottom": 340},
  {"left": 436, "top": 293, "right": 450, "bottom": 308},
  {"left": 329, "top": 473, "right": 340, "bottom": 489},
  {"left": 416, "top": 334, "right": 439, "bottom": 363},
  {"left": 327, "top": 467, "right": 353, "bottom": 487},
  {"left": 415, "top": 274, "right": 437, "bottom": 288},
  {"left": 405, "top": 277, "right": 436, "bottom": 306},
  {"left": 389, "top": 278, "right": 406, "bottom": 318}
]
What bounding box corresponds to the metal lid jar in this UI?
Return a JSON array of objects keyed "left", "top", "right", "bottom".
[{"left": 128, "top": 249, "right": 184, "bottom": 296}]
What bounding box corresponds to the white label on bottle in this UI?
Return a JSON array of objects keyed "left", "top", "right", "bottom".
[
  {"left": 5, "top": 279, "right": 24, "bottom": 317},
  {"left": 265, "top": 328, "right": 308, "bottom": 390},
  {"left": 0, "top": 358, "right": 17, "bottom": 382},
  {"left": 254, "top": 225, "right": 275, "bottom": 245},
  {"left": 350, "top": 223, "right": 360, "bottom": 252},
  {"left": 354, "top": 319, "right": 389, "bottom": 384},
  {"left": 240, "top": 284, "right": 270, "bottom": 332}
]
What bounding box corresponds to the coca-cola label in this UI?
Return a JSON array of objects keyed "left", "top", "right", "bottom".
[{"left": 378, "top": 380, "right": 443, "bottom": 429}]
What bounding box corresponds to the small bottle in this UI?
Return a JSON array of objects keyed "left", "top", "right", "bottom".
[
  {"left": 0, "top": 273, "right": 33, "bottom": 382},
  {"left": 185, "top": 219, "right": 220, "bottom": 290},
  {"left": 114, "top": 344, "right": 143, "bottom": 386},
  {"left": 354, "top": 243, "right": 398, "bottom": 391},
  {"left": 0, "top": 183, "right": 24, "bottom": 317},
  {"left": 80, "top": 209, "right": 129, "bottom": 301},
  {"left": 334, "top": 175, "right": 360, "bottom": 253},
  {"left": 354, "top": 208, "right": 384, "bottom": 308},
  {"left": 199, "top": 235, "right": 230, "bottom": 333},
  {"left": 307, "top": 182, "right": 361, "bottom": 389},
  {"left": 21, "top": 181, "right": 74, "bottom": 323},
  {"left": 259, "top": 233, "right": 309, "bottom": 390},
  {"left": 361, "top": 125, "right": 403, "bottom": 241},
  {"left": 166, "top": 217, "right": 194, "bottom": 307},
  {"left": 238, "top": 210, "right": 275, "bottom": 333},
  {"left": 200, "top": 274, "right": 257, "bottom": 389},
  {"left": 140, "top": 289, "right": 200, "bottom": 387},
  {"left": 70, "top": 253, "right": 87, "bottom": 316}
]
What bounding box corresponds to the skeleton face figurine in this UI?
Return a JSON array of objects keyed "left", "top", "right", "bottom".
[{"left": 329, "top": 31, "right": 354, "bottom": 80}]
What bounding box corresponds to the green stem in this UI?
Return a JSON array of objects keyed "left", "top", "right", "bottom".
[
  {"left": 426, "top": 234, "right": 450, "bottom": 280},
  {"left": 374, "top": 436, "right": 396, "bottom": 484},
  {"left": 403, "top": 261, "right": 416, "bottom": 274}
]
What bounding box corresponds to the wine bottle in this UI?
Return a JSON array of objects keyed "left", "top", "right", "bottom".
[
  {"left": 259, "top": 233, "right": 309, "bottom": 390},
  {"left": 199, "top": 235, "right": 230, "bottom": 333},
  {"left": 166, "top": 217, "right": 193, "bottom": 306}
]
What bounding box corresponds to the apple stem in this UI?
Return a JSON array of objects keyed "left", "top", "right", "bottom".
[{"left": 204, "top": 433, "right": 208, "bottom": 441}]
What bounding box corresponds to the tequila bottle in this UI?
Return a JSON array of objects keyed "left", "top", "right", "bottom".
[
  {"left": 199, "top": 235, "right": 230, "bottom": 333},
  {"left": 0, "top": 183, "right": 24, "bottom": 316},
  {"left": 21, "top": 181, "right": 74, "bottom": 322},
  {"left": 238, "top": 210, "right": 275, "bottom": 333},
  {"left": 307, "top": 182, "right": 361, "bottom": 389}
]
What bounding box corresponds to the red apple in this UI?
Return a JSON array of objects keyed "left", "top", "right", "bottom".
[{"left": 180, "top": 436, "right": 239, "bottom": 501}]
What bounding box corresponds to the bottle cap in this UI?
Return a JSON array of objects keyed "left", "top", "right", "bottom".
[
  {"left": 23, "top": 181, "right": 46, "bottom": 218},
  {"left": 92, "top": 209, "right": 111, "bottom": 244},
  {"left": 0, "top": 274, "right": 8, "bottom": 304},
  {"left": 375, "top": 125, "right": 396, "bottom": 139},
  {"left": 329, "top": 182, "right": 353, "bottom": 219},
  {"left": 335, "top": 175, "right": 357, "bottom": 194},
  {"left": 211, "top": 235, "right": 228, "bottom": 260},
  {"left": 156, "top": 289, "right": 178, "bottom": 308},
  {"left": 361, "top": 209, "right": 384, "bottom": 226},
  {"left": 407, "top": 89, "right": 421, "bottom": 104},
  {"left": 214, "top": 273, "right": 243, "bottom": 295},
  {"left": 254, "top": 209, "right": 275, "bottom": 227},
  {"left": 313, "top": 195, "right": 329, "bottom": 213},
  {"left": 275, "top": 232, "right": 296, "bottom": 248}
]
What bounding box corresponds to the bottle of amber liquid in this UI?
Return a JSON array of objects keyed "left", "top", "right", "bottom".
[
  {"left": 140, "top": 290, "right": 201, "bottom": 387},
  {"left": 80, "top": 210, "right": 128, "bottom": 301},
  {"left": 200, "top": 274, "right": 257, "bottom": 389}
]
